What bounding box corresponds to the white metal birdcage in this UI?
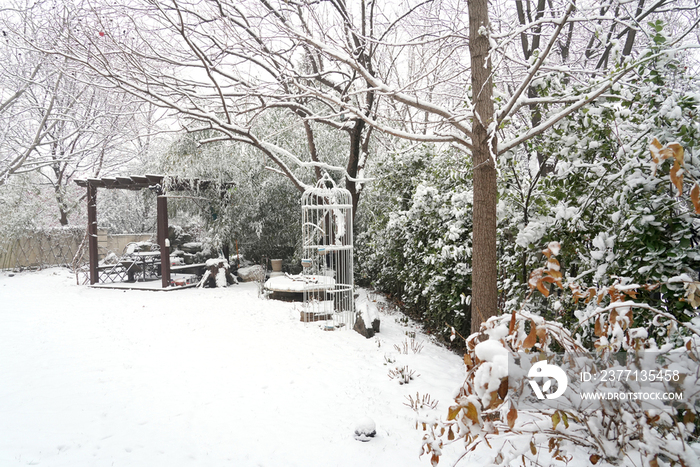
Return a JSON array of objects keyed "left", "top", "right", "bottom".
[{"left": 301, "top": 175, "right": 354, "bottom": 328}]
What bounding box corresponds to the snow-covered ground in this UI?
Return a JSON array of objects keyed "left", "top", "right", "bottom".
[{"left": 0, "top": 268, "right": 467, "bottom": 467}]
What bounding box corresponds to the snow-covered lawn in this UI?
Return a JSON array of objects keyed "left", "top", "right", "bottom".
[{"left": 0, "top": 268, "right": 466, "bottom": 467}]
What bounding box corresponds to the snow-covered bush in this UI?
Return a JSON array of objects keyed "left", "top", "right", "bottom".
[
  {"left": 499, "top": 33, "right": 700, "bottom": 333},
  {"left": 423, "top": 244, "right": 700, "bottom": 466},
  {"left": 359, "top": 31, "right": 699, "bottom": 345},
  {"left": 156, "top": 132, "right": 304, "bottom": 268},
  {"left": 357, "top": 145, "right": 474, "bottom": 340}
]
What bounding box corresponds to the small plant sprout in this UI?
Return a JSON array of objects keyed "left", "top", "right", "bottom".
[
  {"left": 394, "top": 337, "right": 424, "bottom": 354},
  {"left": 396, "top": 314, "right": 409, "bottom": 325},
  {"left": 394, "top": 341, "right": 408, "bottom": 354},
  {"left": 405, "top": 393, "right": 440, "bottom": 430},
  {"left": 411, "top": 338, "right": 424, "bottom": 354},
  {"left": 384, "top": 354, "right": 396, "bottom": 365},
  {"left": 404, "top": 392, "right": 439, "bottom": 412},
  {"left": 388, "top": 365, "right": 418, "bottom": 384}
]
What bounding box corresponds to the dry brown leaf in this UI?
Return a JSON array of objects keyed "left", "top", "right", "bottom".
[
  {"left": 488, "top": 390, "right": 502, "bottom": 409},
  {"left": 536, "top": 327, "right": 547, "bottom": 345},
  {"left": 597, "top": 289, "right": 607, "bottom": 305},
  {"left": 498, "top": 377, "right": 508, "bottom": 400},
  {"left": 528, "top": 268, "right": 544, "bottom": 290},
  {"left": 547, "top": 258, "right": 560, "bottom": 270},
  {"left": 552, "top": 411, "right": 561, "bottom": 430},
  {"left": 548, "top": 269, "right": 563, "bottom": 280},
  {"left": 685, "top": 282, "right": 700, "bottom": 309},
  {"left": 465, "top": 402, "right": 480, "bottom": 426},
  {"left": 610, "top": 309, "right": 618, "bottom": 325},
  {"left": 608, "top": 286, "right": 622, "bottom": 302},
  {"left": 683, "top": 410, "right": 696, "bottom": 424},
  {"left": 507, "top": 406, "right": 517, "bottom": 429},
  {"left": 523, "top": 322, "right": 538, "bottom": 349},
  {"left": 623, "top": 289, "right": 638, "bottom": 299},
  {"left": 447, "top": 405, "right": 461, "bottom": 421},
  {"left": 659, "top": 148, "right": 674, "bottom": 161},
  {"left": 585, "top": 287, "right": 596, "bottom": 303},
  {"left": 670, "top": 161, "right": 684, "bottom": 196},
  {"left": 691, "top": 182, "right": 700, "bottom": 214},
  {"left": 650, "top": 138, "right": 663, "bottom": 175},
  {"left": 594, "top": 317, "right": 605, "bottom": 337},
  {"left": 669, "top": 142, "right": 685, "bottom": 166},
  {"left": 508, "top": 310, "right": 516, "bottom": 335}
]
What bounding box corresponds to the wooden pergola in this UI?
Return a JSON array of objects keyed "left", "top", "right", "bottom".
[{"left": 74, "top": 175, "right": 223, "bottom": 288}]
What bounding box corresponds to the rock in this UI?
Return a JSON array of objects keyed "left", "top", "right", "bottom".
[
  {"left": 180, "top": 242, "right": 203, "bottom": 254},
  {"left": 354, "top": 417, "right": 376, "bottom": 442},
  {"left": 168, "top": 225, "right": 193, "bottom": 246},
  {"left": 371, "top": 319, "right": 381, "bottom": 333},
  {"left": 237, "top": 264, "right": 264, "bottom": 282},
  {"left": 353, "top": 315, "right": 375, "bottom": 339}
]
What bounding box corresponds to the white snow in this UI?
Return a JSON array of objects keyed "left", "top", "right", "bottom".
[
  {"left": 354, "top": 417, "right": 377, "bottom": 441},
  {"left": 264, "top": 274, "right": 335, "bottom": 292},
  {"left": 474, "top": 339, "right": 508, "bottom": 363},
  {"left": 0, "top": 268, "right": 466, "bottom": 467}
]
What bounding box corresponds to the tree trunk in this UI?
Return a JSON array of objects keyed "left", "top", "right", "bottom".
[
  {"left": 468, "top": 0, "right": 498, "bottom": 334},
  {"left": 345, "top": 118, "right": 365, "bottom": 218}
]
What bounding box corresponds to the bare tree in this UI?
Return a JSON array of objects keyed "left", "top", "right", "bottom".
[
  {"left": 34, "top": 76, "right": 150, "bottom": 225},
  {"left": 0, "top": 32, "right": 60, "bottom": 183},
  {"left": 20, "top": 0, "right": 384, "bottom": 214},
  {"left": 1, "top": 3, "right": 155, "bottom": 225}
]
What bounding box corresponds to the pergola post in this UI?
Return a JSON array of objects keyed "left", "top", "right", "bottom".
[
  {"left": 157, "top": 195, "right": 170, "bottom": 288},
  {"left": 87, "top": 184, "right": 99, "bottom": 285}
]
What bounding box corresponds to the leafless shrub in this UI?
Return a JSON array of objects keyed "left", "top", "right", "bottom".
[
  {"left": 404, "top": 392, "right": 439, "bottom": 412},
  {"left": 394, "top": 337, "right": 424, "bottom": 354},
  {"left": 388, "top": 365, "right": 417, "bottom": 384}
]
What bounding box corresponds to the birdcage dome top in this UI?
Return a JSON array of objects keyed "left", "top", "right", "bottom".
[{"left": 301, "top": 174, "right": 352, "bottom": 206}]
